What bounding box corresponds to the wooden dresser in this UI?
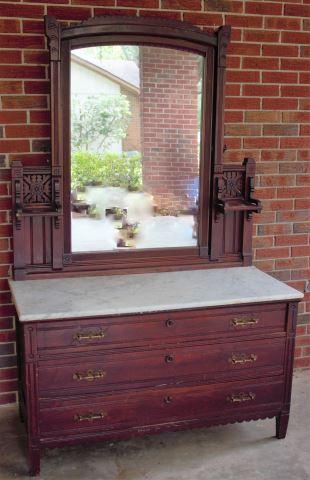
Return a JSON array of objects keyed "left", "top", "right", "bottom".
[{"left": 10, "top": 267, "right": 303, "bottom": 476}]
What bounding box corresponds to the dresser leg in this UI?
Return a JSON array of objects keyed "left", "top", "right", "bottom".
[
  {"left": 276, "top": 413, "right": 289, "bottom": 439},
  {"left": 28, "top": 445, "right": 41, "bottom": 476}
]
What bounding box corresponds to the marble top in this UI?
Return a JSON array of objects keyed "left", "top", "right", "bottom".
[{"left": 9, "top": 266, "right": 303, "bottom": 322}]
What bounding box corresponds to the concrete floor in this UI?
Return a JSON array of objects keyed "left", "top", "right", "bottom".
[{"left": 0, "top": 371, "right": 309, "bottom": 480}]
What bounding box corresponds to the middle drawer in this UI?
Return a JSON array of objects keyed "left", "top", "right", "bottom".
[{"left": 38, "top": 337, "right": 285, "bottom": 396}]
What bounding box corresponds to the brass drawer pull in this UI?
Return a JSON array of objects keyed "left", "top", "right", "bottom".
[
  {"left": 227, "top": 392, "right": 256, "bottom": 404},
  {"left": 165, "top": 354, "right": 174, "bottom": 363},
  {"left": 74, "top": 412, "right": 107, "bottom": 423},
  {"left": 73, "top": 330, "right": 105, "bottom": 342},
  {"left": 164, "top": 395, "right": 173, "bottom": 404},
  {"left": 73, "top": 369, "right": 106, "bottom": 382},
  {"left": 231, "top": 316, "right": 258, "bottom": 327},
  {"left": 229, "top": 353, "right": 258, "bottom": 365},
  {"left": 166, "top": 319, "right": 175, "bottom": 328}
]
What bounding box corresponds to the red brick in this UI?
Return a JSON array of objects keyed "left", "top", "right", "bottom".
[
  {"left": 260, "top": 175, "right": 295, "bottom": 187},
  {"left": 6, "top": 125, "right": 50, "bottom": 139},
  {"left": 183, "top": 12, "right": 223, "bottom": 25},
  {"left": 284, "top": 3, "right": 310, "bottom": 18},
  {"left": 47, "top": 6, "right": 91, "bottom": 20},
  {"left": 292, "top": 269, "right": 310, "bottom": 280},
  {"left": 245, "top": 111, "right": 281, "bottom": 123},
  {"left": 23, "top": 50, "right": 49, "bottom": 65},
  {"left": 22, "top": 20, "right": 44, "bottom": 34},
  {"left": 205, "top": 1, "right": 243, "bottom": 13},
  {"left": 292, "top": 246, "right": 310, "bottom": 257},
  {"left": 0, "top": 140, "right": 29, "bottom": 153},
  {"left": 0, "top": 51, "right": 21, "bottom": 64},
  {"left": 244, "top": 30, "right": 280, "bottom": 42},
  {"left": 253, "top": 236, "right": 274, "bottom": 248},
  {"left": 262, "top": 98, "right": 298, "bottom": 110},
  {"left": 1, "top": 96, "right": 47, "bottom": 109},
  {"left": 278, "top": 210, "right": 310, "bottom": 222},
  {"left": 0, "top": 19, "right": 20, "bottom": 33},
  {"left": 0, "top": 111, "right": 26, "bottom": 124},
  {"left": 162, "top": 0, "right": 201, "bottom": 9},
  {"left": 139, "top": 10, "right": 181, "bottom": 19},
  {"left": 265, "top": 16, "right": 301, "bottom": 30},
  {"left": 24, "top": 81, "right": 50, "bottom": 94},
  {"left": 295, "top": 199, "right": 310, "bottom": 209},
  {"left": 224, "top": 111, "right": 243, "bottom": 122},
  {"left": 262, "top": 150, "right": 296, "bottom": 161},
  {"left": 255, "top": 246, "right": 290, "bottom": 259},
  {"left": 262, "top": 45, "right": 299, "bottom": 57},
  {"left": 244, "top": 137, "right": 279, "bottom": 149},
  {"left": 282, "top": 58, "right": 310, "bottom": 72},
  {"left": 262, "top": 199, "right": 294, "bottom": 211},
  {"left": 246, "top": 1, "right": 282, "bottom": 15},
  {"left": 282, "top": 86, "right": 310, "bottom": 98},
  {"left": 225, "top": 97, "right": 260, "bottom": 110},
  {"left": 225, "top": 14, "right": 263, "bottom": 28},
  {"left": 94, "top": 8, "right": 138, "bottom": 15},
  {"left": 30, "top": 111, "right": 51, "bottom": 124},
  {"left": 255, "top": 187, "right": 277, "bottom": 199},
  {"left": 225, "top": 84, "right": 240, "bottom": 96},
  {"left": 263, "top": 124, "right": 298, "bottom": 136},
  {"left": 277, "top": 187, "right": 310, "bottom": 198},
  {"left": 0, "top": 65, "right": 45, "bottom": 79},
  {"left": 72, "top": 0, "right": 113, "bottom": 4},
  {"left": 226, "top": 56, "right": 241, "bottom": 68},
  {"left": 280, "top": 137, "right": 310, "bottom": 149},
  {"left": 242, "top": 85, "right": 279, "bottom": 97},
  {"left": 0, "top": 34, "right": 44, "bottom": 49},
  {"left": 283, "top": 112, "right": 310, "bottom": 123},
  {"left": 117, "top": 0, "right": 158, "bottom": 6},
  {"left": 299, "top": 99, "right": 310, "bottom": 110},
  {"left": 262, "top": 72, "right": 298, "bottom": 84},
  {"left": 280, "top": 162, "right": 310, "bottom": 174},
  {"left": 226, "top": 71, "right": 260, "bottom": 83},
  {"left": 243, "top": 57, "right": 280, "bottom": 70},
  {"left": 228, "top": 43, "right": 260, "bottom": 56},
  {"left": 0, "top": 3, "right": 44, "bottom": 18},
  {"left": 253, "top": 259, "right": 275, "bottom": 271},
  {"left": 275, "top": 234, "right": 308, "bottom": 246},
  {"left": 256, "top": 162, "right": 278, "bottom": 175},
  {"left": 300, "top": 73, "right": 310, "bottom": 84},
  {"left": 293, "top": 222, "right": 310, "bottom": 233},
  {"left": 224, "top": 125, "right": 260, "bottom": 136},
  {"left": 0, "top": 81, "right": 22, "bottom": 94}
]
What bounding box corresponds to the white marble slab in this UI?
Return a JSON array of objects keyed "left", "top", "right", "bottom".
[{"left": 9, "top": 266, "right": 303, "bottom": 322}]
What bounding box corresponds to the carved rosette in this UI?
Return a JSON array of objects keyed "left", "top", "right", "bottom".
[
  {"left": 222, "top": 171, "right": 243, "bottom": 198},
  {"left": 23, "top": 174, "right": 52, "bottom": 205}
]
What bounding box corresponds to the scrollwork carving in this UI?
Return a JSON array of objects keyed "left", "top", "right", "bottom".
[{"left": 45, "top": 15, "right": 61, "bottom": 62}]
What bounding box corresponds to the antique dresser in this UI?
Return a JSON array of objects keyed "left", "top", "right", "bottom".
[{"left": 9, "top": 15, "right": 303, "bottom": 476}]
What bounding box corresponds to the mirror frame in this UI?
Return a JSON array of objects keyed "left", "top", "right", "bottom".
[{"left": 46, "top": 15, "right": 231, "bottom": 273}]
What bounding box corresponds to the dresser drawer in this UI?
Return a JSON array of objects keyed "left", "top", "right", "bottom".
[
  {"left": 36, "top": 303, "right": 287, "bottom": 354},
  {"left": 39, "top": 378, "right": 284, "bottom": 436},
  {"left": 38, "top": 337, "right": 285, "bottom": 395}
]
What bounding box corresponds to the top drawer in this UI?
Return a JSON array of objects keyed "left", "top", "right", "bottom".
[{"left": 36, "top": 302, "right": 287, "bottom": 354}]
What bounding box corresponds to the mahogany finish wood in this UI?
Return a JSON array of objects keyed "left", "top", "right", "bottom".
[
  {"left": 11, "top": 13, "right": 298, "bottom": 479},
  {"left": 18, "top": 299, "right": 299, "bottom": 475},
  {"left": 11, "top": 15, "right": 261, "bottom": 279}
]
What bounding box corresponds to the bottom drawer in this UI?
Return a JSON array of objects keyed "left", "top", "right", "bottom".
[{"left": 39, "top": 378, "right": 284, "bottom": 436}]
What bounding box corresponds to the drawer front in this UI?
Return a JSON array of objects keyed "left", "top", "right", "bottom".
[
  {"left": 38, "top": 337, "right": 285, "bottom": 395},
  {"left": 39, "top": 378, "right": 284, "bottom": 435},
  {"left": 36, "top": 303, "right": 287, "bottom": 353}
]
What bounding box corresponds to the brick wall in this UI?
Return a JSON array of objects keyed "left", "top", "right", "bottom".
[
  {"left": 0, "top": 0, "right": 309, "bottom": 405},
  {"left": 140, "top": 46, "right": 200, "bottom": 212}
]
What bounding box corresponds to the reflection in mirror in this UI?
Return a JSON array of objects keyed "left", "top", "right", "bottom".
[{"left": 70, "top": 45, "right": 203, "bottom": 252}]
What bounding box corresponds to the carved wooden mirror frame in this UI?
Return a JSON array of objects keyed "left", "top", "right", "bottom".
[{"left": 11, "top": 15, "right": 261, "bottom": 280}]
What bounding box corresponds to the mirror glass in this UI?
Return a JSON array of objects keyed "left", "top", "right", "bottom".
[{"left": 70, "top": 45, "right": 203, "bottom": 252}]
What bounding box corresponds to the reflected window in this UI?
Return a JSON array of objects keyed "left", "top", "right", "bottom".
[{"left": 70, "top": 45, "right": 203, "bottom": 252}]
